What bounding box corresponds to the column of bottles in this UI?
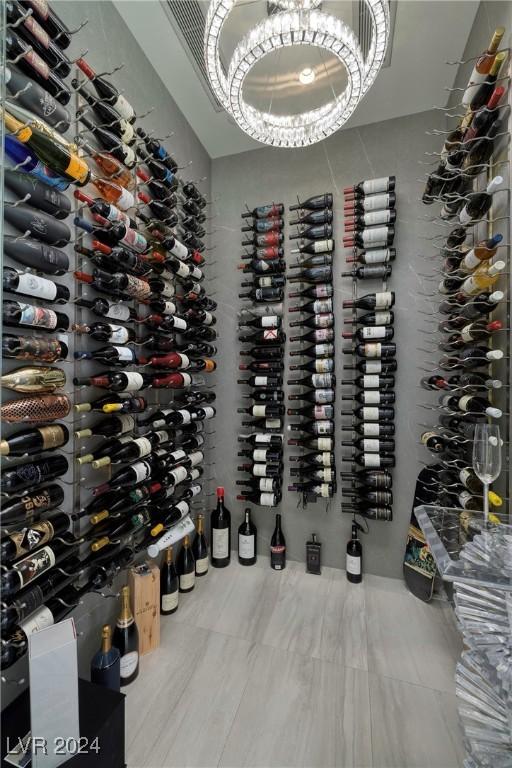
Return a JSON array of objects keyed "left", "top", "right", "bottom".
[
  {"left": 341, "top": 176, "right": 397, "bottom": 521},
  {"left": 1, "top": 0, "right": 216, "bottom": 677},
  {"left": 237, "top": 203, "right": 286, "bottom": 507},
  {"left": 418, "top": 25, "right": 508, "bottom": 522},
  {"left": 286, "top": 193, "right": 337, "bottom": 501}
]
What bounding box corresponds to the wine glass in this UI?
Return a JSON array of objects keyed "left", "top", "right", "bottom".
[{"left": 472, "top": 423, "right": 502, "bottom": 526}]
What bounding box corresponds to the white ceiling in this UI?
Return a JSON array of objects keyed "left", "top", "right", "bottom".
[{"left": 114, "top": 0, "right": 480, "bottom": 159}]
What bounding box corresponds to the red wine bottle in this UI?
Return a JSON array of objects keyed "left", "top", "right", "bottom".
[{"left": 5, "top": 30, "right": 70, "bottom": 104}]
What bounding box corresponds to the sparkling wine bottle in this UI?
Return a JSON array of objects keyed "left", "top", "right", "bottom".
[
  {"left": 5, "top": 65, "right": 71, "bottom": 130},
  {"left": 112, "top": 586, "right": 139, "bottom": 686},
  {"left": 160, "top": 546, "right": 179, "bottom": 615},
  {"left": 1, "top": 393, "right": 70, "bottom": 422}
]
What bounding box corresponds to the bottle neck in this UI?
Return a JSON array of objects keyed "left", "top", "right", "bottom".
[{"left": 101, "top": 626, "right": 112, "bottom": 653}]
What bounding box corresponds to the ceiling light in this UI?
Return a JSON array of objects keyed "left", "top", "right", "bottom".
[
  {"left": 299, "top": 67, "right": 316, "bottom": 85},
  {"left": 204, "top": 0, "right": 390, "bottom": 148}
]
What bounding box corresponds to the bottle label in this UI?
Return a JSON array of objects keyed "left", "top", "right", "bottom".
[
  {"left": 212, "top": 528, "right": 229, "bottom": 559},
  {"left": 364, "top": 343, "right": 382, "bottom": 358},
  {"left": 112, "top": 93, "right": 135, "bottom": 121},
  {"left": 159, "top": 280, "right": 175, "bottom": 298},
  {"left": 314, "top": 390, "right": 333, "bottom": 404},
  {"left": 109, "top": 325, "right": 130, "bottom": 344},
  {"left": 253, "top": 405, "right": 267, "bottom": 418},
  {"left": 364, "top": 361, "right": 382, "bottom": 374},
  {"left": 363, "top": 454, "right": 381, "bottom": 468},
  {"left": 173, "top": 317, "right": 188, "bottom": 331},
  {"left": 346, "top": 553, "right": 361, "bottom": 576},
  {"left": 239, "top": 534, "right": 255, "bottom": 559},
  {"left": 195, "top": 555, "right": 209, "bottom": 575},
  {"left": 317, "top": 438, "right": 331, "bottom": 451},
  {"left": 177, "top": 409, "right": 192, "bottom": 424},
  {"left": 8, "top": 519, "right": 54, "bottom": 559},
  {"left": 170, "top": 449, "right": 187, "bottom": 463},
  {"left": 201, "top": 407, "right": 215, "bottom": 419},
  {"left": 254, "top": 434, "right": 272, "bottom": 443},
  {"left": 189, "top": 451, "right": 203, "bottom": 467},
  {"left": 116, "top": 186, "right": 135, "bottom": 211},
  {"left": 262, "top": 316, "right": 278, "bottom": 328},
  {"left": 125, "top": 274, "right": 150, "bottom": 300},
  {"left": 253, "top": 449, "right": 267, "bottom": 462},
  {"left": 259, "top": 478, "right": 273, "bottom": 491},
  {"left": 254, "top": 377, "right": 268, "bottom": 386},
  {"left": 373, "top": 312, "right": 391, "bottom": 324},
  {"left": 362, "top": 228, "right": 388, "bottom": 245},
  {"left": 19, "top": 605, "right": 54, "bottom": 636},
  {"left": 179, "top": 569, "right": 196, "bottom": 590},
  {"left": 131, "top": 461, "right": 152, "bottom": 483},
  {"left": 319, "top": 469, "right": 333, "bottom": 482},
  {"left": 122, "top": 372, "right": 144, "bottom": 391},
  {"left": 120, "top": 651, "right": 139, "bottom": 678},
  {"left": 16, "top": 273, "right": 57, "bottom": 301},
  {"left": 316, "top": 422, "right": 331, "bottom": 435},
  {"left": 362, "top": 391, "right": 380, "bottom": 405},
  {"left": 312, "top": 406, "right": 327, "bottom": 419},
  {"left": 115, "top": 414, "right": 135, "bottom": 433},
  {"left": 264, "top": 419, "right": 281, "bottom": 429},
  {"left": 313, "top": 329, "right": 331, "bottom": 342},
  {"left": 270, "top": 545, "right": 285, "bottom": 568},
  {"left": 253, "top": 464, "right": 268, "bottom": 477},
  {"left": 134, "top": 437, "right": 152, "bottom": 458},
  {"left": 40, "top": 425, "right": 66, "bottom": 450},
  {"left": 24, "top": 48, "right": 50, "bottom": 80},
  {"left": 362, "top": 439, "right": 380, "bottom": 452},
  {"left": 311, "top": 373, "right": 330, "bottom": 388},
  {"left": 315, "top": 314, "right": 332, "bottom": 328},
  {"left": 362, "top": 327, "right": 386, "bottom": 340},
  {"left": 362, "top": 423, "right": 380, "bottom": 436},
  {"left": 361, "top": 375, "right": 379, "bottom": 388},
  {"left": 13, "top": 545, "right": 56, "bottom": 588},
  {"left": 28, "top": 0, "right": 50, "bottom": 21},
  {"left": 106, "top": 303, "right": 131, "bottom": 321},
  {"left": 170, "top": 466, "right": 188, "bottom": 485},
  {"left": 364, "top": 194, "right": 390, "bottom": 211},
  {"left": 362, "top": 407, "right": 379, "bottom": 421},
  {"left": 362, "top": 177, "right": 390, "bottom": 195},
  {"left": 262, "top": 329, "right": 279, "bottom": 341},
  {"left": 18, "top": 304, "right": 58, "bottom": 329},
  {"left": 375, "top": 292, "right": 393, "bottom": 309},
  {"left": 115, "top": 346, "right": 135, "bottom": 362},
  {"left": 162, "top": 591, "right": 178, "bottom": 612},
  {"left": 458, "top": 395, "right": 472, "bottom": 411},
  {"left": 365, "top": 210, "right": 391, "bottom": 226}
]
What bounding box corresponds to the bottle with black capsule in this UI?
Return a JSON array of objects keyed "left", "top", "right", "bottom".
[{"left": 346, "top": 522, "right": 364, "bottom": 583}]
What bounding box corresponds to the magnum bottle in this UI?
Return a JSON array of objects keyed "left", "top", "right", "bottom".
[
  {"left": 4, "top": 170, "right": 71, "bottom": 219},
  {"left": 3, "top": 267, "right": 69, "bottom": 304},
  {"left": 4, "top": 235, "right": 68, "bottom": 275},
  {"left": 1, "top": 455, "right": 68, "bottom": 494},
  {"left": 5, "top": 65, "right": 71, "bottom": 131},
  {"left": 5, "top": 30, "right": 70, "bottom": 104},
  {"left": 1, "top": 394, "right": 71, "bottom": 423}
]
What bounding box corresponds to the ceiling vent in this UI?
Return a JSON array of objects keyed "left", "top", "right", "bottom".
[{"left": 163, "top": 0, "right": 397, "bottom": 110}]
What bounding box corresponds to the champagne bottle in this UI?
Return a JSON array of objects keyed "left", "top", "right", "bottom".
[
  {"left": 177, "top": 535, "right": 196, "bottom": 592},
  {"left": 1, "top": 393, "right": 70, "bottom": 422},
  {"left": 210, "top": 486, "right": 231, "bottom": 568},
  {"left": 112, "top": 586, "right": 139, "bottom": 685},
  {"left": 192, "top": 515, "right": 209, "bottom": 576},
  {"left": 90, "top": 625, "right": 121, "bottom": 691},
  {"left": 289, "top": 193, "right": 333, "bottom": 211},
  {"left": 0, "top": 424, "right": 69, "bottom": 457},
  {"left": 270, "top": 513, "right": 286, "bottom": 569},
  {"left": 4, "top": 134, "right": 70, "bottom": 191},
  {"left": 160, "top": 546, "right": 179, "bottom": 615},
  {"left": 5, "top": 65, "right": 71, "bottom": 130},
  {"left": 1, "top": 455, "right": 68, "bottom": 493},
  {"left": 3, "top": 108, "right": 90, "bottom": 184},
  {"left": 5, "top": 30, "right": 70, "bottom": 104},
  {"left": 1, "top": 363, "right": 65, "bottom": 393}
]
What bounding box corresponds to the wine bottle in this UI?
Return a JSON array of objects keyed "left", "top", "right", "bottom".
[
  {"left": 288, "top": 266, "right": 333, "bottom": 285},
  {"left": 1, "top": 454, "right": 68, "bottom": 494},
  {"left": 343, "top": 292, "right": 394, "bottom": 310},
  {"left": 457, "top": 290, "right": 504, "bottom": 320},
  {"left": 239, "top": 259, "right": 286, "bottom": 274},
  {"left": 237, "top": 433, "right": 283, "bottom": 447},
  {"left": 289, "top": 328, "right": 334, "bottom": 344},
  {"left": 73, "top": 321, "right": 135, "bottom": 345},
  {"left": 343, "top": 226, "right": 394, "bottom": 248},
  {"left": 4, "top": 170, "right": 71, "bottom": 220},
  {"left": 463, "top": 87, "right": 505, "bottom": 145},
  {"left": 0, "top": 535, "right": 79, "bottom": 600},
  {"left": 289, "top": 208, "right": 333, "bottom": 226},
  {"left": 289, "top": 451, "right": 335, "bottom": 467},
  {"left": 289, "top": 223, "right": 332, "bottom": 241},
  {"left": 4, "top": 235, "right": 69, "bottom": 275},
  {"left": 343, "top": 310, "right": 394, "bottom": 326},
  {"left": 72, "top": 80, "right": 134, "bottom": 145},
  {"left": 3, "top": 109, "right": 90, "bottom": 184},
  {"left": 241, "top": 203, "right": 284, "bottom": 219},
  {"left": 288, "top": 357, "right": 334, "bottom": 373},
  {"left": 340, "top": 406, "right": 394, "bottom": 421},
  {"left": 237, "top": 509, "right": 257, "bottom": 565},
  {"left": 346, "top": 521, "right": 363, "bottom": 583},
  {"left": 237, "top": 374, "right": 283, "bottom": 387},
  {"left": 343, "top": 342, "right": 396, "bottom": 358},
  {"left": 3, "top": 300, "right": 68, "bottom": 332},
  {"left": 159, "top": 546, "right": 179, "bottom": 615},
  {"left": 0, "top": 424, "right": 69, "bottom": 457},
  {"left": 343, "top": 453, "right": 395, "bottom": 468},
  {"left": 136, "top": 127, "right": 178, "bottom": 172},
  {"left": 288, "top": 342, "right": 334, "bottom": 359},
  {"left": 239, "top": 287, "right": 283, "bottom": 303},
  {"left": 468, "top": 51, "right": 507, "bottom": 111},
  {"left": 5, "top": 30, "right": 70, "bottom": 104},
  {"left": 5, "top": 203, "right": 71, "bottom": 247},
  {"left": 78, "top": 113, "right": 135, "bottom": 169},
  {"left": 1, "top": 483, "right": 64, "bottom": 527},
  {"left": 344, "top": 177, "right": 395, "bottom": 197},
  {"left": 343, "top": 326, "right": 394, "bottom": 342},
  {"left": 289, "top": 193, "right": 332, "bottom": 211},
  {"left": 76, "top": 58, "right": 135, "bottom": 121},
  {"left": 192, "top": 514, "right": 208, "bottom": 576},
  {"left": 287, "top": 436, "right": 334, "bottom": 451},
  {"left": 458, "top": 176, "right": 503, "bottom": 224},
  {"left": 343, "top": 359, "right": 397, "bottom": 374},
  {"left": 74, "top": 190, "right": 132, "bottom": 230},
  {"left": 290, "top": 239, "right": 334, "bottom": 255},
  {"left": 341, "top": 374, "right": 395, "bottom": 389},
  {"left": 90, "top": 624, "right": 120, "bottom": 691},
  {"left": 242, "top": 218, "right": 283, "bottom": 233},
  {"left": 346, "top": 248, "right": 396, "bottom": 267},
  {"left": 344, "top": 209, "right": 396, "bottom": 229},
  {"left": 289, "top": 466, "right": 335, "bottom": 482},
  {"left": 270, "top": 513, "right": 286, "bottom": 569},
  {"left": 288, "top": 482, "right": 334, "bottom": 497},
  {"left": 459, "top": 234, "right": 503, "bottom": 273},
  {"left": 459, "top": 260, "right": 505, "bottom": 296},
  {"left": 112, "top": 585, "right": 139, "bottom": 685},
  {"left": 287, "top": 420, "right": 334, "bottom": 436},
  {"left": 341, "top": 437, "right": 395, "bottom": 453},
  {"left": 176, "top": 535, "right": 195, "bottom": 592},
  {"left": 1, "top": 511, "right": 70, "bottom": 564},
  {"left": 1, "top": 393, "right": 70, "bottom": 422},
  {"left": 3, "top": 267, "right": 69, "bottom": 304},
  {"left": 73, "top": 371, "right": 153, "bottom": 392},
  {"left": 5, "top": 65, "right": 71, "bottom": 130},
  {"left": 342, "top": 265, "right": 392, "bottom": 280},
  {"left": 288, "top": 388, "right": 335, "bottom": 405},
  {"left": 340, "top": 469, "right": 392, "bottom": 488},
  {"left": 341, "top": 421, "right": 395, "bottom": 437},
  {"left": 74, "top": 412, "right": 135, "bottom": 440},
  {"left": 462, "top": 28, "right": 505, "bottom": 106},
  {"left": 344, "top": 192, "right": 396, "bottom": 212},
  {"left": 210, "top": 487, "right": 231, "bottom": 568},
  {"left": 74, "top": 215, "right": 146, "bottom": 253}
]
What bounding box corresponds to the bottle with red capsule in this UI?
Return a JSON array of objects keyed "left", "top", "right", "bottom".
[
  {"left": 241, "top": 231, "right": 283, "bottom": 248},
  {"left": 344, "top": 192, "right": 396, "bottom": 213},
  {"left": 241, "top": 246, "right": 284, "bottom": 261},
  {"left": 74, "top": 190, "right": 132, "bottom": 228},
  {"left": 344, "top": 209, "right": 396, "bottom": 230}
]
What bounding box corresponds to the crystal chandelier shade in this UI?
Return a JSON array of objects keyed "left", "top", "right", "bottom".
[{"left": 204, "top": 0, "right": 390, "bottom": 148}]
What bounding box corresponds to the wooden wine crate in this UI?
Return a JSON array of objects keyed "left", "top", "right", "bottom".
[{"left": 128, "top": 562, "right": 160, "bottom": 656}]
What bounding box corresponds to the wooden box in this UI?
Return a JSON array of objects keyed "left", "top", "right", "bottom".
[{"left": 128, "top": 562, "right": 160, "bottom": 656}]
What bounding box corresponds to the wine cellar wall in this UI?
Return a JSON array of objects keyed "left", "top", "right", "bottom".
[{"left": 1, "top": 0, "right": 214, "bottom": 702}]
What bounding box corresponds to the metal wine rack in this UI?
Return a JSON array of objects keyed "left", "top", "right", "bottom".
[
  {"left": 340, "top": 178, "right": 397, "bottom": 524},
  {"left": 286, "top": 194, "right": 336, "bottom": 505},
  {"left": 237, "top": 202, "right": 285, "bottom": 509},
  {"left": 1, "top": 0, "right": 217, "bottom": 687},
  {"left": 415, "top": 32, "right": 511, "bottom": 767}
]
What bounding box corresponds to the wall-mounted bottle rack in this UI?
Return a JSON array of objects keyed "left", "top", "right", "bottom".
[
  {"left": 236, "top": 202, "right": 286, "bottom": 508},
  {"left": 340, "top": 176, "right": 397, "bottom": 523},
  {"left": 1, "top": 0, "right": 217, "bottom": 682},
  {"left": 286, "top": 193, "right": 336, "bottom": 504}
]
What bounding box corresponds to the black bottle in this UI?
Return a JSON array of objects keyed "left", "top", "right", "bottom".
[
  {"left": 238, "top": 508, "right": 257, "bottom": 566},
  {"left": 210, "top": 486, "right": 231, "bottom": 567},
  {"left": 270, "top": 513, "right": 286, "bottom": 570},
  {"left": 346, "top": 522, "right": 363, "bottom": 583},
  {"left": 160, "top": 546, "right": 179, "bottom": 614}
]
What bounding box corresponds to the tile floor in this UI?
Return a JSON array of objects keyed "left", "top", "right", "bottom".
[{"left": 125, "top": 557, "right": 464, "bottom": 768}]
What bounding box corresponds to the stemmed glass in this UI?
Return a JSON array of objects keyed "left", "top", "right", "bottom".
[{"left": 472, "top": 423, "right": 502, "bottom": 526}]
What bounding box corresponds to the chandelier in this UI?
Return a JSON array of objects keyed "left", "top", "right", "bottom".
[{"left": 204, "top": 0, "right": 390, "bottom": 148}]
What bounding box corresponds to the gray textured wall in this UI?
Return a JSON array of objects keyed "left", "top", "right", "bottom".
[
  {"left": 210, "top": 108, "right": 448, "bottom": 579},
  {"left": 2, "top": 0, "right": 212, "bottom": 705}
]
